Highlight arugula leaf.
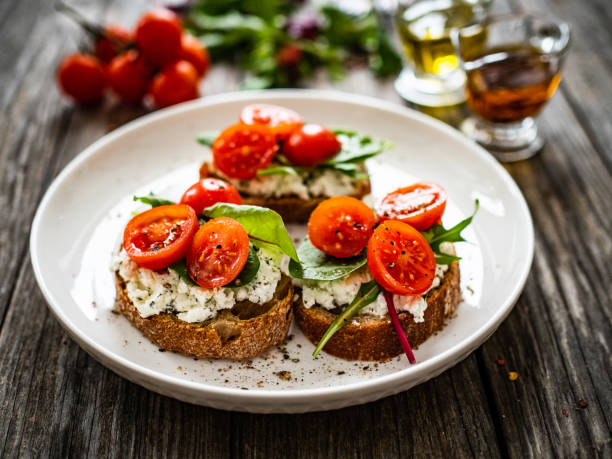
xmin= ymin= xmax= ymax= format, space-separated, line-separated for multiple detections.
xmin=196 ymin=130 xmax=220 ymax=147
xmin=312 ymin=280 xmax=381 ymax=356
xmin=257 ymin=165 xmax=303 ymax=176
xmin=289 ymin=237 xmax=367 ymax=281
xmin=133 ymin=193 xmax=174 ymax=208
xmin=202 ymin=203 xmax=299 ymax=262
xmin=422 ymin=200 xmax=479 ymax=264
xmin=325 ymin=130 xmax=392 ymax=165
xmin=169 ymin=259 xmax=197 ymax=286
xmin=226 ymin=245 xmax=260 ymax=287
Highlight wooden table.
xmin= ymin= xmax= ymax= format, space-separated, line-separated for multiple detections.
xmin=1 ymin=0 xmax=610 ymax=457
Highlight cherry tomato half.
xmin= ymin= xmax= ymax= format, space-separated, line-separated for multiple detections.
xmin=135 ymin=8 xmax=182 ymax=67
xmin=367 ymin=220 xmax=436 ymax=295
xmin=179 ymin=34 xmax=210 ymax=76
xmin=95 ymin=25 xmax=132 ymax=63
xmin=282 ymin=124 xmax=341 ymax=167
xmin=186 ymin=217 xmax=250 ymax=288
xmin=180 ymin=178 xmax=242 ymax=215
xmin=107 ymin=50 xmax=154 ymax=104
xmin=376 ymin=182 xmax=447 ymax=231
xmin=57 ymin=53 xmax=106 ymax=104
xmin=308 ymin=196 xmax=376 ymax=258
xmin=212 ymin=123 xmax=278 ymax=179
xmin=150 ymin=59 xmax=199 ymax=109
xmin=240 ymin=104 xmax=303 ymax=140
xmin=123 ymin=204 xmax=198 ymax=271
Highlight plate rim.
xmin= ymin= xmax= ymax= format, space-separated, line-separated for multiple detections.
xmin=30 ymin=89 xmax=534 ymax=402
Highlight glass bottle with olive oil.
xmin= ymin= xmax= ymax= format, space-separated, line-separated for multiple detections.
xmin=394 ymin=0 xmax=490 ymax=106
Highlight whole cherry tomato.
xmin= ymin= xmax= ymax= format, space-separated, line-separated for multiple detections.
xmin=308 ymin=196 xmax=376 ymax=258
xmin=107 ymin=50 xmax=154 ymax=104
xmin=367 ymin=220 xmax=436 ymax=295
xmin=150 ymin=60 xmax=199 ymax=108
xmin=135 ymin=8 xmax=182 ymax=67
xmin=186 ymin=217 xmax=250 ymax=288
xmin=179 ymin=34 xmax=210 ymax=76
xmin=376 ymin=182 xmax=447 ymax=231
xmin=123 ymin=204 xmax=198 ymax=271
xmin=95 ymin=25 xmax=132 ymax=63
xmin=276 ymin=44 xmax=302 ymax=67
xmin=180 ymin=178 xmax=242 ymax=215
xmin=283 ymin=124 xmax=341 ymax=167
xmin=57 ymin=53 xmax=106 ymax=104
xmin=240 ymin=104 xmax=303 ymax=140
xmin=212 ymin=123 xmax=278 ymax=179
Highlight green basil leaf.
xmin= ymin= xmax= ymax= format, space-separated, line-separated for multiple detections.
xmin=196 ymin=130 xmax=220 ymax=147
xmin=169 ymin=259 xmax=197 ymax=286
xmin=313 ymin=280 xmax=382 ymax=357
xmin=226 ymin=245 xmax=260 ymax=288
xmin=324 ymin=130 xmax=392 ymax=165
xmin=133 ymin=193 xmax=174 ymax=208
xmin=435 ymin=253 xmax=461 ymax=265
xmin=289 ymin=237 xmax=367 ymax=281
xmin=202 ymin=203 xmax=299 ymax=262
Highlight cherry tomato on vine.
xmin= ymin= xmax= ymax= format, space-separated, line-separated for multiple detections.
xmin=150 ymin=60 xmax=199 ymax=108
xmin=186 ymin=217 xmax=250 ymax=288
xmin=283 ymin=124 xmax=341 ymax=167
xmin=367 ymin=220 xmax=436 ymax=295
xmin=95 ymin=25 xmax=132 ymax=63
xmin=57 ymin=53 xmax=106 ymax=104
xmin=212 ymin=123 xmax=278 ymax=179
xmin=376 ymin=182 xmax=447 ymax=230
xmin=135 ymin=8 xmax=182 ymax=67
xmin=107 ymin=50 xmax=154 ymax=104
xmin=180 ymin=178 xmax=242 ymax=215
xmin=179 ymin=34 xmax=210 ymax=76
xmin=308 ymin=196 xmax=376 ymax=258
xmin=240 ymin=104 xmax=303 ymax=140
xmin=123 ymin=204 xmax=198 ymax=271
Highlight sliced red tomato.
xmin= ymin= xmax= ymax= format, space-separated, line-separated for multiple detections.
xmin=186 ymin=217 xmax=250 ymax=288
xmin=180 ymin=178 xmax=242 ymax=215
xmin=308 ymin=196 xmax=376 ymax=258
xmin=212 ymin=123 xmax=278 ymax=179
xmin=282 ymin=124 xmax=341 ymax=167
xmin=367 ymin=220 xmax=436 ymax=295
xmin=239 ymin=104 xmax=303 ymax=140
xmin=123 ymin=204 xmax=198 ymax=270
xmin=376 ymin=182 xmax=447 ymax=231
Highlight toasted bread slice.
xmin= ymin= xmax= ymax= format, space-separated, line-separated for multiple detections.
xmin=115 ymin=273 xmax=294 ymax=360
xmin=294 ymin=261 xmax=461 ymax=361
xmin=200 ymin=161 xmax=371 ymax=223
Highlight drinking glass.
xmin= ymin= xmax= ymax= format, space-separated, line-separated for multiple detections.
xmin=394 ymin=0 xmax=491 ymax=107
xmin=452 ymin=14 xmax=570 ymax=161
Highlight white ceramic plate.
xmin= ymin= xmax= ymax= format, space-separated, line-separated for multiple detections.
xmin=31 ymin=90 xmax=533 ymax=413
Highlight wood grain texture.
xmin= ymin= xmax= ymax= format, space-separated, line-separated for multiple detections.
xmin=0 ymin=0 xmax=610 ymax=457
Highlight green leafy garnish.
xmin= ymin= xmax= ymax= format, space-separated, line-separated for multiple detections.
xmin=257 ymin=166 xmax=304 ymax=176
xmin=421 ymin=200 xmax=479 ymax=264
xmin=312 ymin=280 xmax=382 ymax=357
xmin=226 ymin=245 xmax=260 ymax=288
xmin=202 ymin=203 xmax=299 ymax=262
xmin=169 ymin=259 xmax=197 ymax=286
xmin=133 ymin=193 xmax=175 ymax=208
xmin=196 ymin=130 xmax=220 ymax=147
xmin=325 ymin=130 xmax=392 ymax=165
xmin=289 ymin=237 xmax=367 ymax=281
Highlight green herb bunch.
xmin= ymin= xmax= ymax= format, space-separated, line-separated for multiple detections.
xmin=185 ymin=0 xmax=402 ymax=89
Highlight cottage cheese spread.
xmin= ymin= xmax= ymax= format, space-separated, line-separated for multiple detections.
xmin=210 ymin=164 xmax=364 ymax=200
xmin=113 ymin=248 xmax=281 ymax=323
xmin=295 ymin=242 xmax=454 ymax=323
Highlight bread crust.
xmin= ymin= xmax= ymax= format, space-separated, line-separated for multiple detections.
xmin=200 ymin=161 xmax=371 ymax=223
xmin=294 ymin=261 xmax=461 ymax=361
xmin=115 ymin=273 xmax=294 ymax=360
